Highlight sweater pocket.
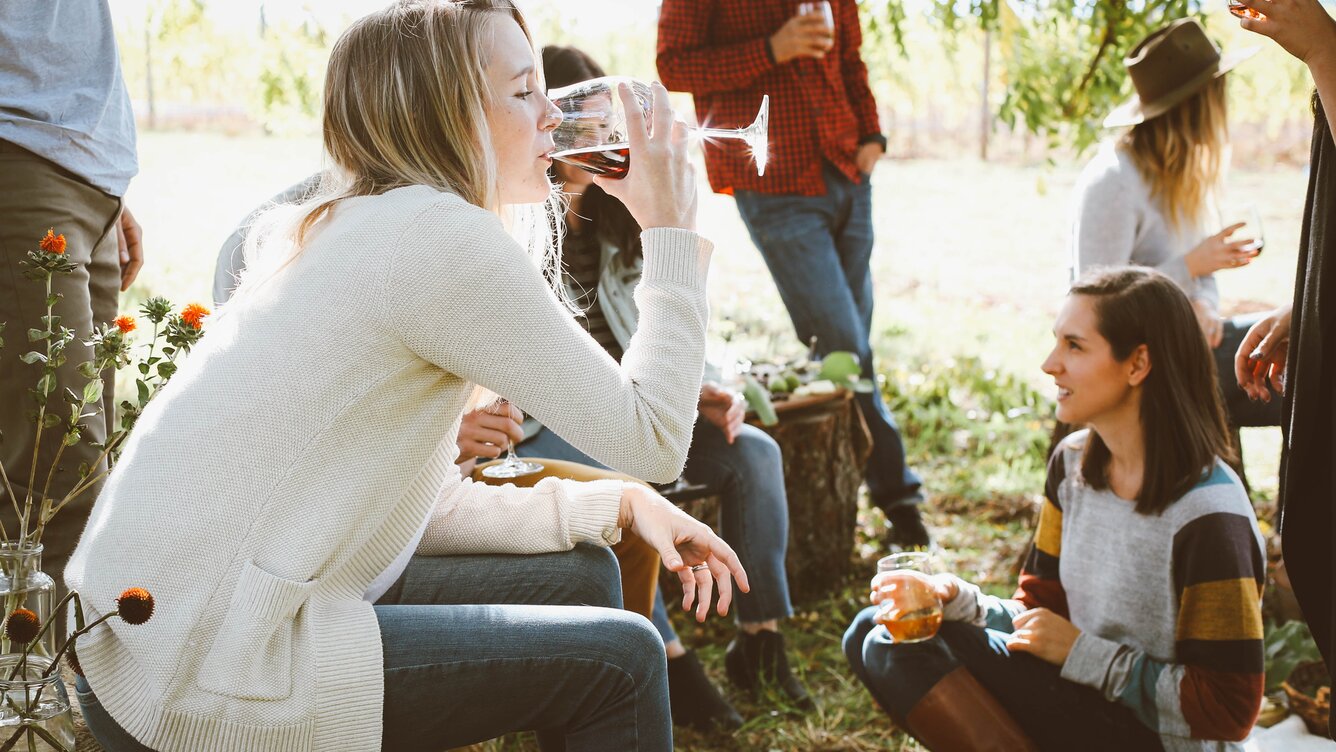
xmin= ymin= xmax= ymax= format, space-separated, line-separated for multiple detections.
xmin=197 ymin=561 xmax=315 ymax=701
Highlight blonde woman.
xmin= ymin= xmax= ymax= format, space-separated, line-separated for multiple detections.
xmin=1071 ymin=18 xmax=1280 ymax=431
xmin=65 ymin=2 xmax=746 ymax=751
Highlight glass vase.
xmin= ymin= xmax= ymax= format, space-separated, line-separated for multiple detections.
xmin=0 ymin=654 xmax=75 ymax=751
xmin=0 ymin=545 xmax=56 ymax=658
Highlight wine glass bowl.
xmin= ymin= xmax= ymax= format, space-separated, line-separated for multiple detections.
xmin=874 ymin=552 xmax=944 ymax=644
xmin=549 ymin=76 xmax=769 ymax=178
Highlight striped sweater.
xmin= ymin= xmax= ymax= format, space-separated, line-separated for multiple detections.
xmin=946 ymin=430 xmax=1265 ymax=750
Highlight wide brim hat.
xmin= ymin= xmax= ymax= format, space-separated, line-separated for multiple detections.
xmin=1103 ymin=17 xmax=1260 ymax=128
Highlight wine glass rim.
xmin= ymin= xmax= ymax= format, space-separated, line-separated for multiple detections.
xmin=877 ymin=551 xmax=933 ymax=570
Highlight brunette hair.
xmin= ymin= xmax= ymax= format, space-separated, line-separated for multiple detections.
xmin=541 ymin=44 xmax=643 ymax=266
xmin=1070 ymin=267 xmax=1234 ymax=514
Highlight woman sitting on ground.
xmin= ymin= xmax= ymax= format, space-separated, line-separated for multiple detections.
xmin=844 ymin=267 xmax=1265 ymax=751
xmin=1071 ymin=18 xmax=1281 ymax=436
xmin=65 ymin=2 xmax=746 ymax=751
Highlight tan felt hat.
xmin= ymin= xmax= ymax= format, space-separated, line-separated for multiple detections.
xmin=1103 ymin=17 xmax=1260 ymax=128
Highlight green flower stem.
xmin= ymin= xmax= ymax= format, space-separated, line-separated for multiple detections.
xmin=20 ymin=274 xmax=57 ymax=545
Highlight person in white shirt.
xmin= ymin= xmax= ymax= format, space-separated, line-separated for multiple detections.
xmin=67 ymin=2 xmax=745 ymax=751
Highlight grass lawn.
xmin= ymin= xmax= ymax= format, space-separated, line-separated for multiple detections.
xmin=120 ymin=131 xmax=1306 ymax=751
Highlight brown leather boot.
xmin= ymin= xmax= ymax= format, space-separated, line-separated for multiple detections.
xmin=904 ymin=666 xmax=1039 ymax=751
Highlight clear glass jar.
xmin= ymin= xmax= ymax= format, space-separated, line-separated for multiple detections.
xmin=0 ymin=544 xmax=56 ymax=658
xmin=0 ymin=654 xmax=75 ymax=751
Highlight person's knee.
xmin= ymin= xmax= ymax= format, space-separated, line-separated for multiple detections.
xmin=598 ymin=609 xmax=667 ymax=687
xmin=843 ymin=606 xmax=879 ymax=672
xmin=566 ymin=543 xmax=623 ymax=609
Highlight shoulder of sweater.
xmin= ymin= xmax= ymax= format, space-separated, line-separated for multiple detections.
xmin=1077 ymin=142 xmax=1144 ymax=196
xmin=1163 ymin=460 xmax=1258 ymax=526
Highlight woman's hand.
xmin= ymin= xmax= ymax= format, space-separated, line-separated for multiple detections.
xmin=1185 ymin=223 xmax=1259 ymax=276
xmin=117 ymin=206 xmax=144 ymax=291
xmin=594 ymin=81 xmax=698 ymax=232
xmin=1193 ymin=299 xmax=1225 ymax=349
xmin=1235 ymin=304 xmax=1292 ymax=402
xmin=697 ymin=383 xmax=745 ymax=444
xmin=1006 ymin=608 xmax=1081 ymax=666
xmin=618 ymin=484 xmax=749 ymax=622
xmin=1234 ymin=0 xmax=1336 ymax=66
xmin=869 ymin=570 xmax=958 ymax=607
xmin=455 ymin=401 xmax=524 ymax=464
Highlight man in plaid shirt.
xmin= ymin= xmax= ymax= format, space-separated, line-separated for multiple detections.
xmin=658 ymin=1 xmax=930 ymax=547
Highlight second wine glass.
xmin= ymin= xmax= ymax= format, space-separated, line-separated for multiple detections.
xmin=549 ymin=76 xmax=768 ymax=179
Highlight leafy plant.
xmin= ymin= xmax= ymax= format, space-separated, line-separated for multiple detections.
xmin=1264 ymin=619 xmax=1323 ymax=692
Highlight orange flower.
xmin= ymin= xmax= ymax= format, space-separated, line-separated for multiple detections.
xmin=114 ymin=315 xmax=137 ymax=334
xmin=39 ymin=228 xmax=66 ymax=255
xmin=116 ymin=587 xmax=155 ymax=625
xmin=4 ymin=609 xmax=40 ymax=645
xmin=179 ymin=303 xmax=210 ymax=330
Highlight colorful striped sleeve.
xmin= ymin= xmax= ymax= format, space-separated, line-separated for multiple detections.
xmin=1012 ymin=447 xmax=1070 ymax=618
xmin=1060 ymin=504 xmax=1264 ymax=743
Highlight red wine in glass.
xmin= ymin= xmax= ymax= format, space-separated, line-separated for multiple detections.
xmin=1228 ymin=1 xmax=1264 ymax=19
xmin=553 ymin=144 xmax=631 ymax=180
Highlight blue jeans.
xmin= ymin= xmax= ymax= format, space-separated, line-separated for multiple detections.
xmin=76 ymin=545 xmax=671 ymax=752
xmin=842 ymin=607 xmax=1163 ymax=751
xmin=734 ymin=164 xmax=923 ymax=512
xmin=519 ymin=420 xmax=794 ymax=643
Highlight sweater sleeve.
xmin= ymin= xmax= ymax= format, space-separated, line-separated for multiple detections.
xmin=382 ymin=198 xmax=711 ymax=483
xmin=1059 ymin=510 xmax=1265 ymax=743
xmin=656 ymin=0 xmax=776 ymax=95
xmin=1072 ymin=161 xmax=1140 ymax=279
xmin=1011 ymin=447 xmax=1070 ymax=617
xmin=417 ymin=467 xmax=624 ymax=555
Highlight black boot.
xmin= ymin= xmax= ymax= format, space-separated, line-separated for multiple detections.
xmin=885 ymin=504 xmax=932 ymax=550
xmin=724 ymin=630 xmax=814 ymax=710
xmin=667 ymin=650 xmax=744 ymax=731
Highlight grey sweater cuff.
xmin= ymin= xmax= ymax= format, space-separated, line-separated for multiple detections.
xmin=564 ymin=479 xmax=625 ymax=547
xmin=1061 ymin=630 xmax=1123 ymax=698
xmin=640 ymin=228 xmax=713 ymax=289
xmin=941 ymin=577 xmax=987 ymax=626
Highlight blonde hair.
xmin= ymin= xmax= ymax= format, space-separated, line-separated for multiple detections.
xmin=236 ymin=0 xmax=565 ymax=302
xmin=1121 ymin=76 xmax=1229 ymax=232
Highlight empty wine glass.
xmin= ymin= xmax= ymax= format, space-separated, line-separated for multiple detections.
xmin=480 ymin=400 xmax=543 ymax=479
xmin=549 ymin=76 xmax=769 ymax=179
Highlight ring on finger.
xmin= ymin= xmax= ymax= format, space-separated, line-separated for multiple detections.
xmin=690 ymin=564 xmax=709 ymax=572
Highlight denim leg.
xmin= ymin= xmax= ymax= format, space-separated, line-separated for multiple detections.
xmin=683 ymin=421 xmax=793 ymax=624
xmin=516 ymin=426 xmax=606 ymax=468
xmin=377 ymin=546 xmax=671 ymax=751
xmin=650 ymin=586 xmax=679 ymax=643
xmin=847 ymin=610 xmax=1163 ymax=752
xmin=1215 ymin=313 xmax=1284 ymax=428
xmin=735 ymin=174 xmax=922 ymax=512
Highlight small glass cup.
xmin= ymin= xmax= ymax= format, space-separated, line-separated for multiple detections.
xmin=874 ymin=552 xmax=944 ymax=644
xmin=797 ymin=1 xmax=835 ymax=30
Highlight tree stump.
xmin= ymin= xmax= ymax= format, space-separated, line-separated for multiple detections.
xmin=670 ymin=391 xmax=872 ymax=606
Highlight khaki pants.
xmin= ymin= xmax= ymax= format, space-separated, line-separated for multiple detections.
xmin=0 ymin=140 xmax=121 ymax=601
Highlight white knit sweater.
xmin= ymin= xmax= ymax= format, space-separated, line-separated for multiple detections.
xmin=64 ymin=185 xmax=713 ymax=752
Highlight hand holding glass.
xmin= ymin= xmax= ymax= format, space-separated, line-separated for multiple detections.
xmin=873 ymin=552 xmax=944 ymax=643
xmin=479 ymin=400 xmax=543 ymax=479
xmin=797 ymin=1 xmax=835 ymax=30
xmin=550 ymin=77 xmax=768 ymax=179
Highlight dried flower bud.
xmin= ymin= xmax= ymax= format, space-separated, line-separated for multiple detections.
xmin=4 ymin=609 xmax=40 ymax=645
xmin=179 ymin=303 xmax=210 ymax=330
xmin=116 ymin=588 xmax=154 ymax=625
xmin=113 ymin=315 xmax=136 ymax=334
xmin=67 ymin=642 xmax=83 ymax=677
xmin=39 ymin=229 xmax=66 ymax=255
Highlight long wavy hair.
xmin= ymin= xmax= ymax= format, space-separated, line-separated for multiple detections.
xmin=236 ymin=0 xmax=562 ymax=299
xmin=1120 ymin=75 xmax=1229 ymax=233
xmin=1070 ymin=267 xmax=1235 ymax=515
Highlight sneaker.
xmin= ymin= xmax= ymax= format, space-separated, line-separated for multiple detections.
xmin=723 ymin=630 xmax=814 ymax=710
xmin=885 ymin=504 xmax=932 ymax=550
xmin=667 ymin=650 xmax=744 ymax=731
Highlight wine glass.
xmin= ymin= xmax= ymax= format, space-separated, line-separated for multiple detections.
xmin=549 ymin=76 xmax=769 ymax=179
xmin=479 ymin=400 xmax=543 ymax=479
xmin=1221 ymin=202 xmax=1265 ymax=255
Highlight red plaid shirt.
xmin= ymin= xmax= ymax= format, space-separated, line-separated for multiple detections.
xmin=657 ymin=0 xmax=883 ymax=196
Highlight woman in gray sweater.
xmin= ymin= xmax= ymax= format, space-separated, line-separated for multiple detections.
xmin=1071 ymin=18 xmax=1280 ymax=432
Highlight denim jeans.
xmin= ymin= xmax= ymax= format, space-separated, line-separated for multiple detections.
xmin=842 ymin=607 xmax=1164 ymax=751
xmin=734 ymin=164 xmax=923 ymax=512
xmin=519 ymin=420 xmax=794 ymax=643
xmin=1216 ymin=313 xmax=1283 ymax=428
xmin=76 ymin=544 xmax=671 ymax=752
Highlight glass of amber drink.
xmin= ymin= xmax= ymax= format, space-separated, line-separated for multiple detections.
xmin=874 ymin=552 xmax=944 ymax=643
